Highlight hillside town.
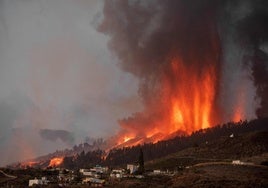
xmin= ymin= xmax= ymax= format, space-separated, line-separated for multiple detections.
xmin=26 ymin=164 xmax=177 ymax=187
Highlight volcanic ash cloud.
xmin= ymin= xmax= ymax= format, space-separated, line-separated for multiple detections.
xmin=98 ymin=0 xmax=268 ymax=145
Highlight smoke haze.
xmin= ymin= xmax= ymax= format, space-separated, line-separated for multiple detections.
xmin=99 ymin=0 xmax=267 ymax=144
xmin=0 ymin=0 xmax=267 ymax=166
xmin=0 ymin=0 xmax=141 ymax=166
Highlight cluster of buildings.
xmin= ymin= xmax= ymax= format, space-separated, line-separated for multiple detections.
xmin=28 ymin=164 xmax=143 ymax=187
xmin=79 ymin=166 xmax=108 ymax=186
xmin=28 ymin=177 xmax=49 ymax=187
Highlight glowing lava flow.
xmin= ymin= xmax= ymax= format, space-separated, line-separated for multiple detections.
xmin=115 ymin=56 xmax=220 ymax=147
xmin=48 ymin=157 xmax=63 ymax=167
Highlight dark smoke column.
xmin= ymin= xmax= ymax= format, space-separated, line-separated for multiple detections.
xmin=98 ymin=0 xmax=223 ymax=142
xmin=98 ymin=0 xmax=268 ymax=145
xmin=234 ymin=0 xmax=268 ymax=118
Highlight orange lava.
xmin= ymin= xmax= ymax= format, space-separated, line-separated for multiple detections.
xmin=233 ymin=92 xmax=245 ymax=122
xmin=115 ymin=55 xmax=221 ymax=147
xmin=167 ymin=57 xmax=217 ymax=133
xmin=48 ymin=157 xmax=63 ymax=167
xmin=20 ymin=161 xmax=38 ymax=168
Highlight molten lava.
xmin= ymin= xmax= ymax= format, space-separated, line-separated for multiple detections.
xmin=115 ymin=56 xmax=220 ymax=147
xmin=99 ymin=0 xmax=257 ymax=149
xmin=48 ymin=157 xmax=63 ymax=167
xmin=166 ymin=57 xmax=217 ymax=133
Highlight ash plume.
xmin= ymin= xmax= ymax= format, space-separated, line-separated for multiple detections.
xmin=99 ymin=0 xmax=268 ymax=143
xmin=234 ymin=0 xmax=268 ymax=117
xmin=0 ymin=0 xmax=140 ymax=166
xmin=39 ymin=129 xmax=74 ymax=144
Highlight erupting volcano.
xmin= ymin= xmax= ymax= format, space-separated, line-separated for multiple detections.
xmin=99 ymin=0 xmax=268 ymax=147
xmin=165 ymin=57 xmax=218 ymax=133
xmin=1 ymin=0 xmax=268 ymax=169
xmin=115 ymin=54 xmax=222 ymax=146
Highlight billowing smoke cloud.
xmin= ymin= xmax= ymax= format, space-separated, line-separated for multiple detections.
xmin=0 ymin=0 xmax=141 ymax=166
xmin=233 ymin=0 xmax=268 ymax=117
xmin=1 ymin=0 xmax=267 ymax=166
xmin=39 ymin=129 xmax=74 ymax=144
xmin=99 ymin=0 xmax=267 ymax=144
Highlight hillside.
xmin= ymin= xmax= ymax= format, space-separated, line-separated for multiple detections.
xmin=0 ymin=170 xmax=16 ymax=185
xmin=145 ymin=131 xmax=268 ymax=170
xmin=110 ymin=130 xmax=268 ymax=188
xmin=110 ymin=163 xmax=268 ymax=188
xmin=61 ymin=118 xmax=268 ymax=169
xmin=3 ymin=119 xmax=268 ymax=187
xmin=170 ymin=163 xmax=268 ymax=188
xmin=102 ymin=118 xmax=268 ymax=168
xmin=8 ymin=118 xmax=268 ymax=169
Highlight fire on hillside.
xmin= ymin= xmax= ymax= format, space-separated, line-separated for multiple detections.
xmin=98 ymin=0 xmax=266 ymax=148
xmin=48 ymin=157 xmax=64 ymax=167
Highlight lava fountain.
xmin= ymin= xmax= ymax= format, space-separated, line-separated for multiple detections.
xmin=115 ymin=54 xmax=221 ymax=147
xmin=99 ymin=0 xmax=261 ymax=147
xmin=165 ymin=57 xmax=218 ymax=134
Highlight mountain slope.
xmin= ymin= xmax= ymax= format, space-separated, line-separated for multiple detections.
xmin=145 ymin=131 xmax=268 ymax=170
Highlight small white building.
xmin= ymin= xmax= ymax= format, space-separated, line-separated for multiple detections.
xmin=127 ymin=164 xmax=138 ymax=174
xmin=232 ymin=160 xmax=245 ymax=165
xmin=29 ymin=177 xmax=48 ymax=187
xmin=232 ymin=160 xmax=253 ymax=166
xmin=79 ymin=169 xmax=93 ymax=176
xmin=153 ymin=169 xmax=161 ymax=174
xmin=110 ymin=169 xmax=125 ymax=178
xmin=92 ymin=165 xmax=108 ymax=173
xmin=82 ymin=177 xmax=105 ymax=184
xmin=80 ymin=166 xmax=108 ymax=177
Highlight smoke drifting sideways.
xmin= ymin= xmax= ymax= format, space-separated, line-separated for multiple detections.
xmin=0 ymin=0 xmax=142 ymax=166
xmin=98 ymin=0 xmax=268 ymax=144
xmin=39 ymin=129 xmax=74 ymax=144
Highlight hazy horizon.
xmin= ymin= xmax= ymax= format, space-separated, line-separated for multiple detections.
xmin=1 ymin=0 xmax=267 ymax=166
xmin=0 ymin=0 xmax=142 ymax=166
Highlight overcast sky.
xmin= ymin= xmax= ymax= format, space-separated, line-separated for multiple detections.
xmin=0 ymin=0 xmax=266 ymax=167
xmin=0 ymin=0 xmax=142 ymax=166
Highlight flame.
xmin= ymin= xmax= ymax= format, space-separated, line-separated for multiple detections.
xmin=115 ymin=56 xmax=220 ymax=147
xmin=167 ymin=58 xmax=217 ymax=134
xmin=233 ymin=89 xmax=246 ymax=122
xmin=123 ymin=136 xmax=132 ymax=143
xmin=20 ymin=161 xmax=38 ymax=168
xmin=48 ymin=157 xmax=63 ymax=167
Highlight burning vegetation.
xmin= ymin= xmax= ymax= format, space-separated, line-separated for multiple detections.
xmin=48 ymin=157 xmax=64 ymax=167
xmin=99 ymin=0 xmax=268 ymax=147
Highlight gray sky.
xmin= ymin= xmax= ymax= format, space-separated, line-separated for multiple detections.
xmin=0 ymin=0 xmax=266 ymax=167
xmin=0 ymin=0 xmax=141 ymax=166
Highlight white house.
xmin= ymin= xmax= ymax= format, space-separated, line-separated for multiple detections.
xmin=127 ymin=164 xmax=138 ymax=174
xmin=232 ymin=160 xmax=245 ymax=165
xmin=79 ymin=169 xmax=93 ymax=176
xmin=29 ymin=177 xmax=48 ymax=187
xmin=82 ymin=177 xmax=105 ymax=183
xmin=153 ymin=169 xmax=161 ymax=174
xmin=232 ymin=160 xmax=253 ymax=166
xmin=80 ymin=166 xmax=108 ymax=177
xmin=110 ymin=169 xmax=125 ymax=178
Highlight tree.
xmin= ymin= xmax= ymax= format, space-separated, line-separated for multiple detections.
xmin=138 ymin=148 xmax=144 ymax=174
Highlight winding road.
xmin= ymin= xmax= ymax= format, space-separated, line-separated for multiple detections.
xmin=0 ymin=170 xmax=17 ymax=179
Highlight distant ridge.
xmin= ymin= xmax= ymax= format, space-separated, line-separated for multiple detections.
xmin=8 ymin=118 xmax=268 ymax=169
